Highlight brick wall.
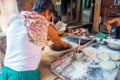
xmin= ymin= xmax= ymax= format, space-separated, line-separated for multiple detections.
xmin=17 ymin=0 xmax=37 ymax=11
xmin=17 ymin=0 xmax=57 ymax=11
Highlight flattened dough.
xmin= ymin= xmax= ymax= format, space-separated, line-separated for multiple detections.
xmin=83 ymin=50 xmax=96 ymax=56
xmin=97 ymin=53 xmax=109 ymax=61
xmin=99 ymin=61 xmax=116 ymax=70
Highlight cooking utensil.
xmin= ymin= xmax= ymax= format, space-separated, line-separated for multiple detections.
xmin=107 ymin=30 xmax=112 ymax=39
xmin=96 ymin=38 xmax=106 ymax=45
xmin=76 ymin=38 xmax=81 ymax=54
xmin=106 ymin=39 xmax=120 ymax=50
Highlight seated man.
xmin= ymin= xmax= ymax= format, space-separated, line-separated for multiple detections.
xmin=104 ymin=17 xmax=120 ymax=39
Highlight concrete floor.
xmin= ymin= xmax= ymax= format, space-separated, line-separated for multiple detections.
xmin=39 ymin=62 xmax=57 ymax=80
xmin=38 ymin=51 xmax=60 ymax=80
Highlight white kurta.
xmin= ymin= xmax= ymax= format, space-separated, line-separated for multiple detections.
xmin=4 ymin=14 xmax=42 ymax=71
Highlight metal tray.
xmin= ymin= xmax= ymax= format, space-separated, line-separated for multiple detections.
xmin=50 ymin=40 xmax=120 ymax=80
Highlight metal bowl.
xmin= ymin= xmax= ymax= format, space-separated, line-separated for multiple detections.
xmin=95 ymin=38 xmax=106 ymax=45
xmin=106 ymin=39 xmax=120 ymax=50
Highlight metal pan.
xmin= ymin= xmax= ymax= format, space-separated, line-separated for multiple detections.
xmin=106 ymin=39 xmax=120 ymax=50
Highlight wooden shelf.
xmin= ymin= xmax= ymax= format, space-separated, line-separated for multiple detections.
xmin=101 ymin=0 xmax=120 ymax=22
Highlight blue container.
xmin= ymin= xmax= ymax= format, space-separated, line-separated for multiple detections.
xmin=65 ymin=36 xmax=91 ymax=45
xmin=65 ymin=36 xmax=79 ymax=43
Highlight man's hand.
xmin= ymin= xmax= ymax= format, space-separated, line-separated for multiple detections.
xmin=104 ymin=17 xmax=120 ymax=31
xmin=104 ymin=21 xmax=112 ymax=31
xmin=106 ymin=24 xmax=112 ymax=31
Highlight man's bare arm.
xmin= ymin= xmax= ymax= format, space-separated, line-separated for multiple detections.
xmin=104 ymin=17 xmax=120 ymax=30
xmin=104 ymin=17 xmax=120 ymax=25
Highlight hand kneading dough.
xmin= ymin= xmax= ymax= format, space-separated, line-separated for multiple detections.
xmin=97 ymin=54 xmax=109 ymax=61
xmin=99 ymin=61 xmax=116 ymax=70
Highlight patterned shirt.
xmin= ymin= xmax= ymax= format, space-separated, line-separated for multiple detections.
xmin=21 ymin=11 xmax=49 ymax=47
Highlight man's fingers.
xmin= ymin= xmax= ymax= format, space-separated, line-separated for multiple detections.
xmin=107 ymin=25 xmax=112 ymax=31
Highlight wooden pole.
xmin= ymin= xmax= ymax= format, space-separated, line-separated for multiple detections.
xmin=92 ymin=0 xmax=101 ymax=32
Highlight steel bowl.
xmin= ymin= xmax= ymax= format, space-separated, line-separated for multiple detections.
xmin=106 ymin=39 xmax=120 ymax=50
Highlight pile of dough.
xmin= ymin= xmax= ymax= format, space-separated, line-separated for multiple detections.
xmin=97 ymin=53 xmax=109 ymax=61
xmin=99 ymin=61 xmax=117 ymax=70
xmin=110 ymin=54 xmax=120 ymax=61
